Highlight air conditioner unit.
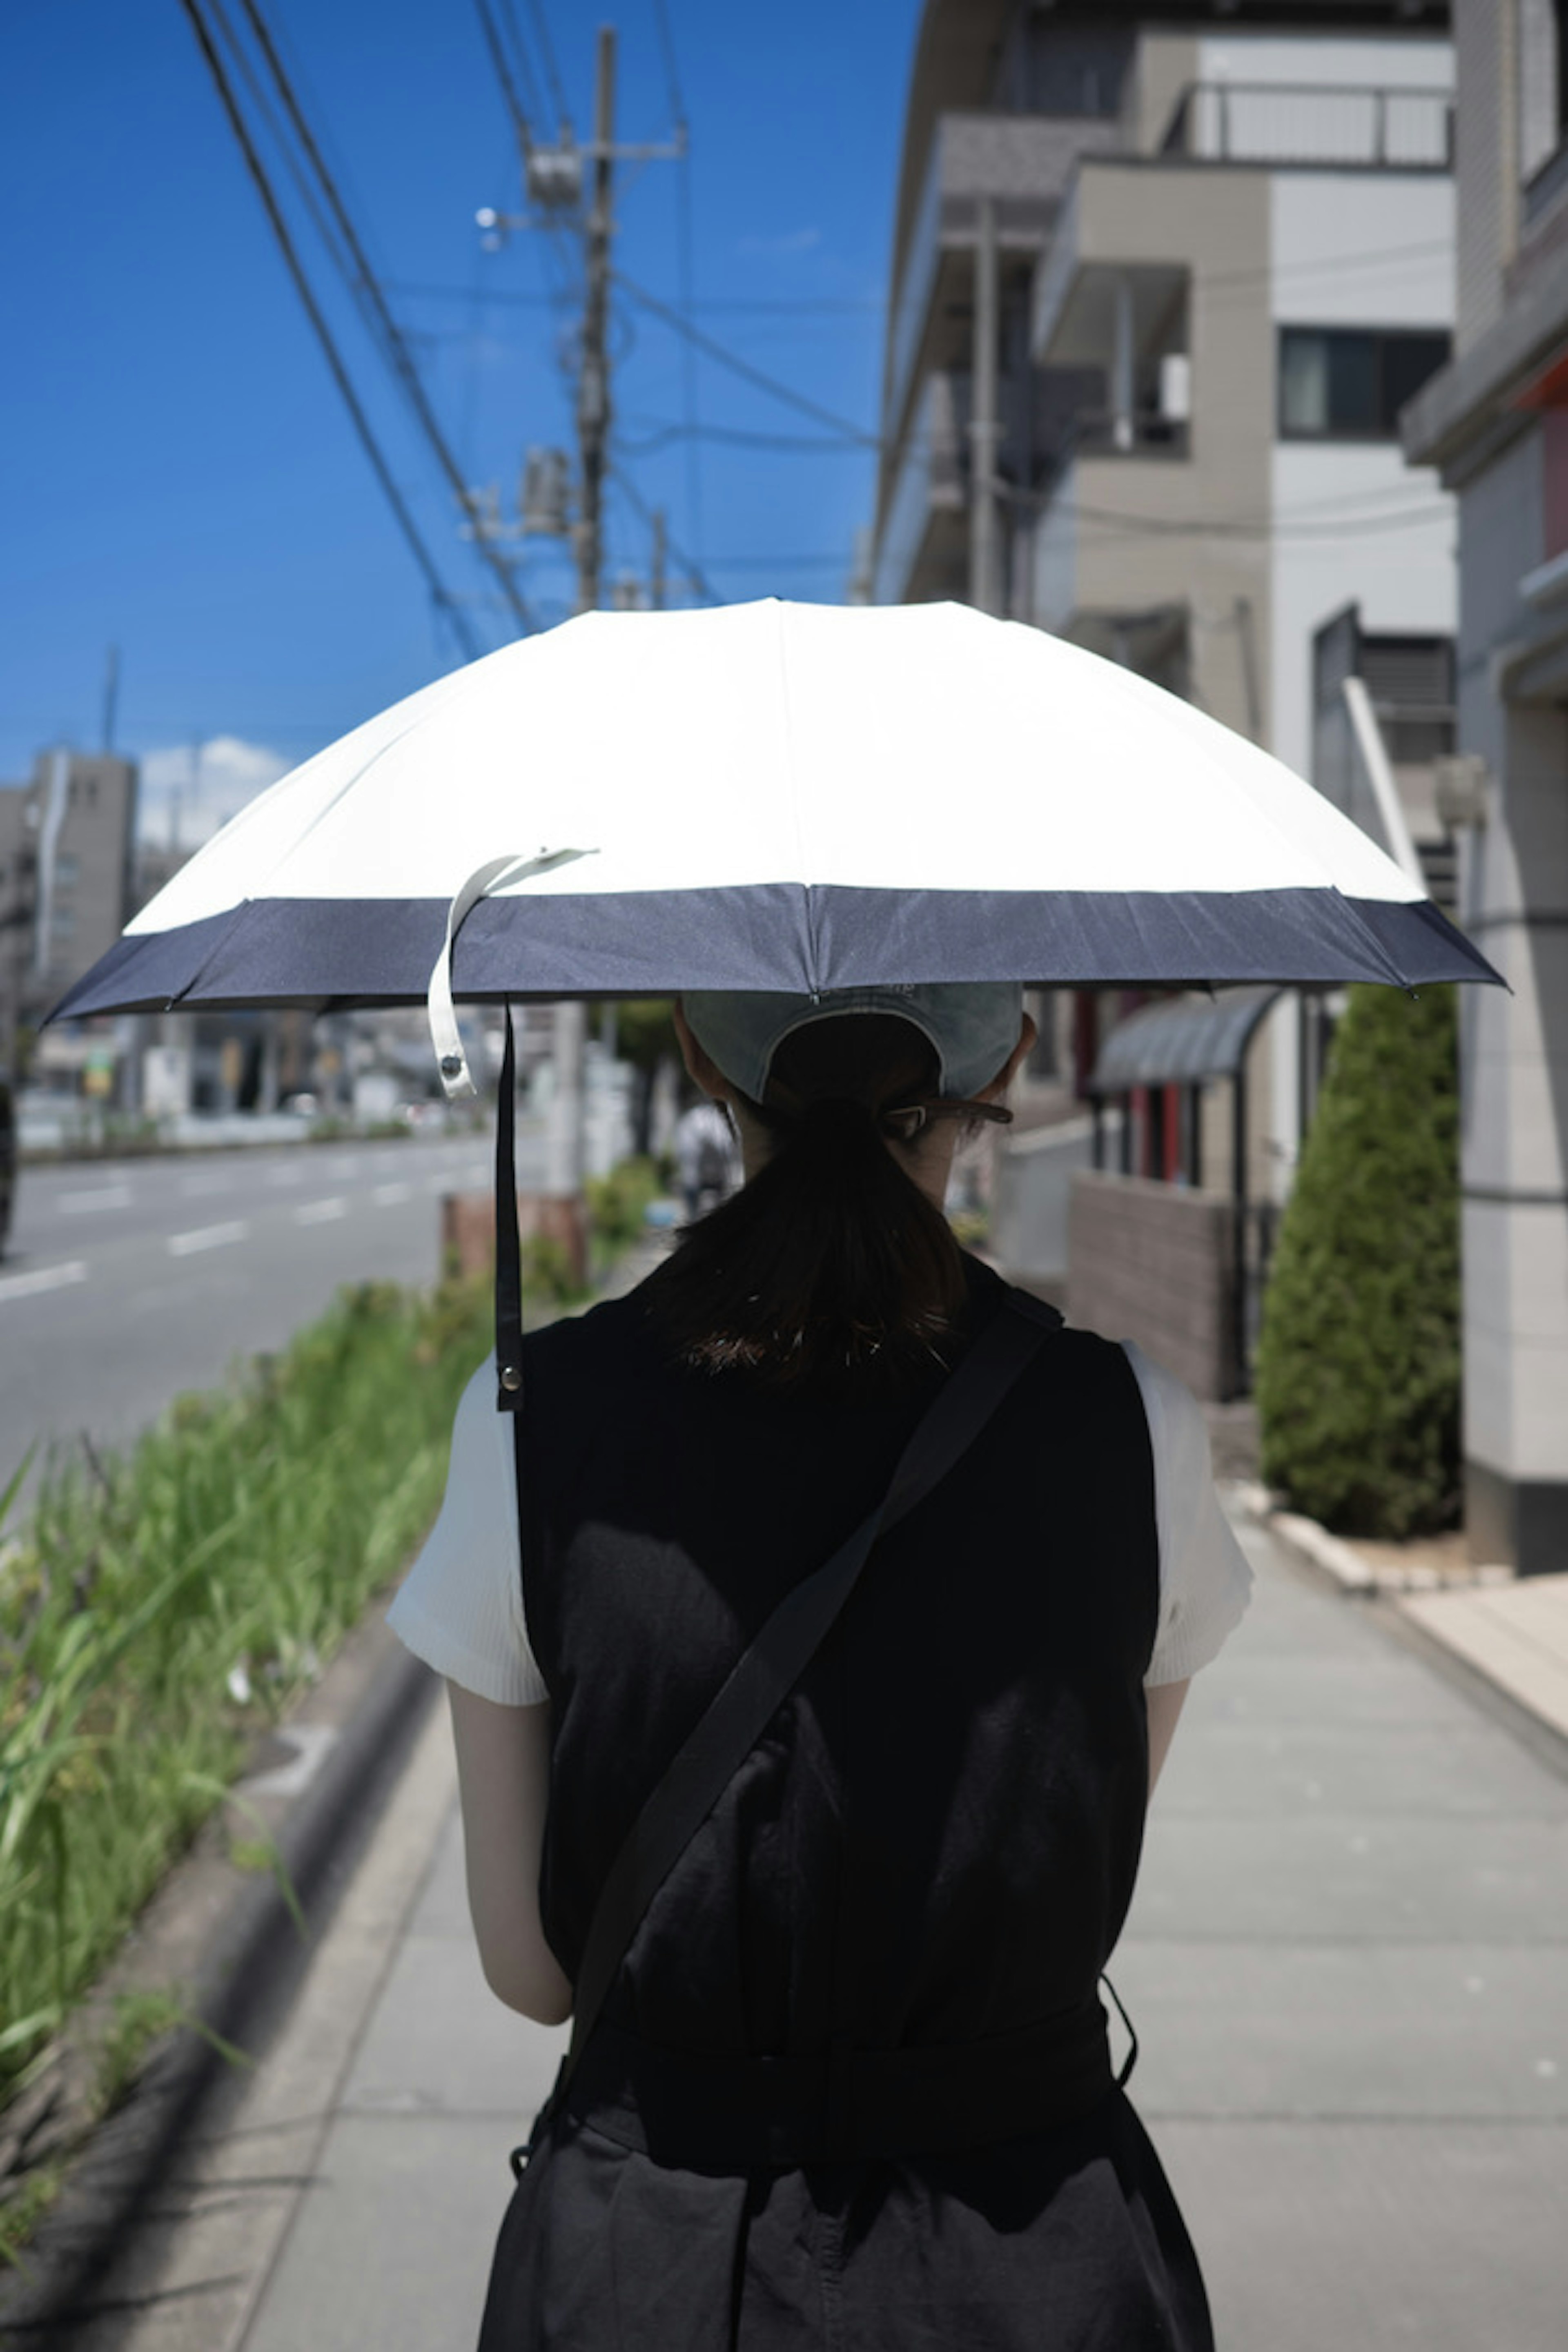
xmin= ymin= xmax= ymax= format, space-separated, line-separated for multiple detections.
xmin=1158 ymin=353 xmax=1192 ymax=423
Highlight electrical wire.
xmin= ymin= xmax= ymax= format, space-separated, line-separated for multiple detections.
xmin=474 ymin=0 xmax=536 ymax=151
xmin=382 ymin=279 xmax=881 ymax=315
xmin=615 ymin=270 xmax=879 ymax=445
xmin=177 ymin=0 xmax=484 ymax=662
xmin=620 ymin=421 xmax=875 ymax=455
xmin=520 ymin=0 xmax=570 ymax=129
xmin=236 ymin=0 xmax=535 ymax=636
xmin=650 ymin=0 xmax=686 ymax=126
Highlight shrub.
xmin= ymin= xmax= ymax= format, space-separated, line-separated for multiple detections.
xmin=1256 ymin=984 xmax=1460 ymax=1538
xmin=584 ymin=1154 xmax=664 ymax=1258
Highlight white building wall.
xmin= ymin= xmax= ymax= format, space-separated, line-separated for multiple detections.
xmin=1263 ymin=162 xmax=1456 ymax=1197
xmin=1267 ymin=173 xmax=1457 ymax=785
xmin=1196 ymin=33 xmax=1453 ymax=93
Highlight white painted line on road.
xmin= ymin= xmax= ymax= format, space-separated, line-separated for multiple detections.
xmin=167 ymin=1220 xmax=250 ymax=1257
xmin=294 ymin=1196 xmax=347 ymax=1225
xmin=372 ymin=1182 xmax=412 ymax=1206
xmin=58 ymin=1185 xmax=133 ymax=1214
xmin=0 ymin=1260 xmax=88 ymax=1302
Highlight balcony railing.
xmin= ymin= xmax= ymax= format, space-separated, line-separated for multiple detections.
xmin=1159 ymin=82 xmax=1453 ymax=172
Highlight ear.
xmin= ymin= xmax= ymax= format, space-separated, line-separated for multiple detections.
xmin=977 ymin=1013 xmax=1036 ymax=1102
xmin=672 ymin=1000 xmax=731 ymax=1102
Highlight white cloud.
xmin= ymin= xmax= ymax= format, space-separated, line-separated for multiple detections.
xmin=136 ymin=735 xmax=293 ymax=849
xmin=736 ymin=226 xmax=822 ymax=257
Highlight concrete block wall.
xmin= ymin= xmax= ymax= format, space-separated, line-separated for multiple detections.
xmin=1067 ymin=1170 xmax=1239 ymax=1400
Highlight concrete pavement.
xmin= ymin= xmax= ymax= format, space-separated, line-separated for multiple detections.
xmin=34 ymin=1508 xmax=1568 ymax=2352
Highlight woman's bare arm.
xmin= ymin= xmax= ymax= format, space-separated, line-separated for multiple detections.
xmin=1146 ymin=1679 xmax=1190 ymax=1795
xmin=446 ymin=1683 xmax=573 ymax=2024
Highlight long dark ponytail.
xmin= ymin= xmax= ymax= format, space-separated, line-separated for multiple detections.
xmin=644 ymin=1014 xmax=1009 ymax=1393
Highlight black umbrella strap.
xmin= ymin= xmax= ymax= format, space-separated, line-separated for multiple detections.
xmin=494 ymin=1006 xmax=524 ymax=1413
xmin=514 ymin=1285 xmax=1065 ymax=2167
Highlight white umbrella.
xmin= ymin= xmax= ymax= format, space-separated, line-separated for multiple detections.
xmin=58 ymin=599 xmax=1498 ymax=1082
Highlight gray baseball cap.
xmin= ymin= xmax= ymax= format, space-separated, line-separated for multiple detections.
xmin=681 ymin=983 xmax=1025 ymax=1105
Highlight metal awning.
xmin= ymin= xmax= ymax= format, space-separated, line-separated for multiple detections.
xmin=1088 ymin=987 xmax=1281 ymax=1094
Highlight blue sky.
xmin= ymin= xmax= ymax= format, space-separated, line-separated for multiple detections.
xmin=1 ymin=0 xmax=918 ymax=834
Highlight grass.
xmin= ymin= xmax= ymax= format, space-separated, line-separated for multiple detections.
xmin=0 ymin=1272 xmax=492 ymax=2140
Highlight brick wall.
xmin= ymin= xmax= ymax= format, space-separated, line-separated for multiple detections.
xmin=1067 ymin=1170 xmax=1239 ymax=1400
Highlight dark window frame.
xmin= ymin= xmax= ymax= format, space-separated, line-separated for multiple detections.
xmin=1277 ymin=324 xmax=1452 ymax=443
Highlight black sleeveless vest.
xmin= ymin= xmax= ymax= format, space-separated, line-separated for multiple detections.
xmin=481 ymin=1258 xmax=1214 ymax=2351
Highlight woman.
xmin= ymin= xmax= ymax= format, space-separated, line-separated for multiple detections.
xmin=388 ymin=981 xmax=1251 ymax=2350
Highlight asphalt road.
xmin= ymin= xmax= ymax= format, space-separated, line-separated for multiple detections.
xmin=0 ymin=1129 xmax=546 ymax=1509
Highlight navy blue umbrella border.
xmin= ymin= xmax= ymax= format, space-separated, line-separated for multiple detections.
xmin=49 ymin=884 xmax=1501 ymax=1023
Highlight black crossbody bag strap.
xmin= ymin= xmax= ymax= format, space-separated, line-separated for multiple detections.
xmin=515 ymin=1287 xmax=1062 ymax=2170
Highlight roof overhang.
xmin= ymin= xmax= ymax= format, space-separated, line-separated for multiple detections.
xmin=1089 ymin=985 xmax=1281 ymax=1092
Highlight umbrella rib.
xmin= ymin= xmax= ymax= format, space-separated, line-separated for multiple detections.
xmin=773 ymin=604 xmax=819 ymax=994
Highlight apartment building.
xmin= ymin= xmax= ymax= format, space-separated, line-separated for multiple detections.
xmin=1401 ymin=0 xmax=1568 ymax=1574
xmin=869 ymin=0 xmax=1459 ymax=1382
xmin=0 ymin=749 xmax=138 ymax=1074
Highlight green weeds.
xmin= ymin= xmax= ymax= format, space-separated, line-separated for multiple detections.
xmin=0 ymin=1275 xmax=491 ymax=2128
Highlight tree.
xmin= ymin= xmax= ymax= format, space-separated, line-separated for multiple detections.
xmin=608 ymin=998 xmax=677 ymax=1157
xmin=1256 ymin=984 xmax=1460 ymax=1538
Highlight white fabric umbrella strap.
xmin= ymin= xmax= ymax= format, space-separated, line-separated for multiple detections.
xmin=428 ymin=848 xmax=595 ymax=1098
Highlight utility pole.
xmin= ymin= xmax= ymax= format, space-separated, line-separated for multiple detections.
xmin=969 ymin=196 xmax=1002 ymax=617
xmin=474 ymin=23 xmax=682 ymax=1217
xmin=575 ymin=26 xmax=615 ymax=616
xmin=651 ymin=508 xmax=667 ymax=610
xmin=546 ymin=28 xmax=616 ymax=1207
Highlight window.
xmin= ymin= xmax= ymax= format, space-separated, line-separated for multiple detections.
xmin=1278 ymin=328 xmax=1451 ymax=440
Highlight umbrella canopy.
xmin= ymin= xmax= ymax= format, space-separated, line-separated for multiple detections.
xmin=55 ymin=599 xmax=1498 ymax=1030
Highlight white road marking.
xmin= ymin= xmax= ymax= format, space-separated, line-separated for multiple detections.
xmin=294 ymin=1196 xmax=347 ymax=1225
xmin=167 ymin=1220 xmax=250 ymax=1257
xmin=372 ymin=1182 xmax=411 ymax=1206
xmin=0 ymin=1260 xmax=88 ymax=1302
xmin=58 ymin=1186 xmax=133 ymax=1214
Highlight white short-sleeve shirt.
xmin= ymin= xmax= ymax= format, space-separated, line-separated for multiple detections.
xmin=387 ymin=1342 xmax=1252 ymax=1706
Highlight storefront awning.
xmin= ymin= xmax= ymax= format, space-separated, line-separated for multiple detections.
xmin=1088 ymin=986 xmax=1281 ymax=1094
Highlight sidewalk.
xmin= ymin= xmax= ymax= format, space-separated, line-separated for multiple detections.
xmin=32 ymin=1509 xmax=1568 ymax=2352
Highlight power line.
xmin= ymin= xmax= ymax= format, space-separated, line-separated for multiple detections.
xmin=519 ymin=0 xmax=570 ymax=128
xmin=620 ymin=420 xmax=873 ymax=455
xmin=650 ymin=0 xmax=686 ymax=126
xmin=383 ymin=278 xmax=881 ymax=315
xmin=473 ymin=0 xmax=536 ymax=149
xmin=236 ymin=0 xmax=536 ymax=635
xmin=177 ymin=0 xmax=484 ymax=661
xmin=615 ymin=270 xmax=879 ymax=445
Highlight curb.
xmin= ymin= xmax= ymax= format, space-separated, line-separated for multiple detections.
xmin=1231 ymin=1481 xmax=1514 ymax=1597
xmin=1232 ymin=1485 xmax=1378 ymax=1594
xmin=0 ymin=1618 xmax=440 ymax=2341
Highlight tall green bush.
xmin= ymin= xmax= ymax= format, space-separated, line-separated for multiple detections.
xmin=1256 ymin=984 xmax=1460 ymax=1538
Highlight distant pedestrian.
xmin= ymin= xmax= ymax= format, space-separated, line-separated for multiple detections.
xmin=389 ymin=982 xmax=1250 ymax=2350
xmin=673 ymin=1093 xmax=735 ymax=1221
